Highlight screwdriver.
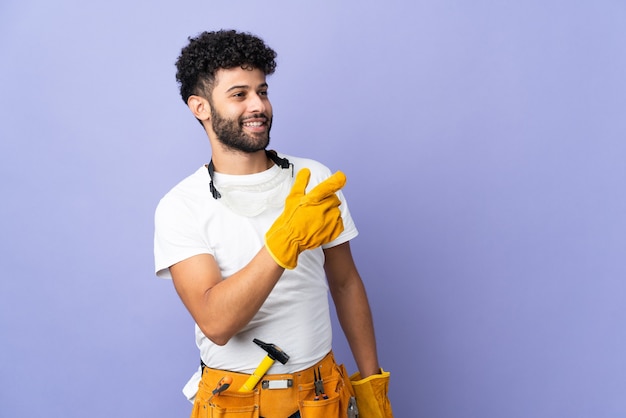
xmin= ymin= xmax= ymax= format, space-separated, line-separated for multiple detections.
xmin=209 ymin=376 xmax=233 ymax=402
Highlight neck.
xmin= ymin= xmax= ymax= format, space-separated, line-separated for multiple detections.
xmin=209 ymin=147 xmax=272 ymax=175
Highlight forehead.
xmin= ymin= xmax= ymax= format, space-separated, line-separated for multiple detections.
xmin=213 ymin=67 xmax=268 ymax=91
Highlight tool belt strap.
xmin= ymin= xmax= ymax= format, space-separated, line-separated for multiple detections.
xmin=200 ymin=350 xmax=337 ymax=392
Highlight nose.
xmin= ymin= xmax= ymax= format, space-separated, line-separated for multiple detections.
xmin=247 ymin=92 xmax=268 ymax=114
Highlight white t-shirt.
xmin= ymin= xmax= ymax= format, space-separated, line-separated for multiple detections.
xmin=154 ymin=153 xmax=358 ymax=399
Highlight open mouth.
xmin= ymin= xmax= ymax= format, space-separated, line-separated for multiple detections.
xmin=242 ymin=121 xmax=265 ymax=128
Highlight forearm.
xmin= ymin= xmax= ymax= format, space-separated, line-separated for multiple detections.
xmin=209 ymin=249 xmax=285 ymax=339
xmin=332 ymin=277 xmax=381 ymax=377
xmin=171 ymin=247 xmax=284 ymax=346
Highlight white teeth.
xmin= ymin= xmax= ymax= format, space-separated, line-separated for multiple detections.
xmin=243 ymin=121 xmax=263 ymax=127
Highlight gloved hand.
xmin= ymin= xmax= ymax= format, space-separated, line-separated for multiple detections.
xmin=265 ymin=168 xmax=346 ymax=269
xmin=350 ymin=370 xmax=394 ymax=418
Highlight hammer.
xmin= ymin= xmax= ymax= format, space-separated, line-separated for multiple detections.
xmin=238 ymin=338 xmax=290 ymax=392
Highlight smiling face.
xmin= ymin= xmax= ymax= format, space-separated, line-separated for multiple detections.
xmin=207 ymin=66 xmax=273 ymax=153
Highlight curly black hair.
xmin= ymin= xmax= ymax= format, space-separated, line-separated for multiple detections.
xmin=175 ymin=30 xmax=277 ymax=103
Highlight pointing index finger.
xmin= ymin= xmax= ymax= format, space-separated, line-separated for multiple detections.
xmin=306 ymin=171 xmax=347 ymax=202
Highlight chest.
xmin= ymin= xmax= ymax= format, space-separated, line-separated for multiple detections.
xmin=201 ymin=204 xmax=281 ymax=277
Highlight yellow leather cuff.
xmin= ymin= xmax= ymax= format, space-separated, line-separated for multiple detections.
xmin=350 ymin=369 xmax=394 ymax=418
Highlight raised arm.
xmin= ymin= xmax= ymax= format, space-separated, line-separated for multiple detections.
xmin=170 ymin=248 xmax=284 ymax=346
xmin=170 ymin=168 xmax=347 ymax=346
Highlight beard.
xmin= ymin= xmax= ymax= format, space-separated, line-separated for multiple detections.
xmin=211 ymin=108 xmax=272 ymax=153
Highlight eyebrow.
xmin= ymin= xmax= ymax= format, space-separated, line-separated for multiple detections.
xmin=225 ymin=82 xmax=269 ymax=93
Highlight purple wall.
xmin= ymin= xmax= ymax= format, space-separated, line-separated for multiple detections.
xmin=1 ymin=1 xmax=625 ymax=417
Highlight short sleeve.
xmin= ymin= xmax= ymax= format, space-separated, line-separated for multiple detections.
xmin=154 ymin=195 xmax=212 ymax=279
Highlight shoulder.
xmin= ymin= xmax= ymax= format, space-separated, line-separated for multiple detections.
xmin=275 ymin=153 xmax=333 ymax=184
xmin=279 ymin=154 xmax=329 ymax=171
xmin=155 ymin=166 xmax=213 ymax=217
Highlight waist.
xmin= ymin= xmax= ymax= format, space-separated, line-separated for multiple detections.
xmin=196 ymin=322 xmax=333 ymax=374
xmin=200 ymin=350 xmax=336 ymax=391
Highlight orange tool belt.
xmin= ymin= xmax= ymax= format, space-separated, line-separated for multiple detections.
xmin=191 ymin=351 xmax=355 ymax=418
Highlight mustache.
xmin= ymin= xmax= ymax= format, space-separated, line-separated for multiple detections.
xmin=241 ymin=113 xmax=270 ymax=122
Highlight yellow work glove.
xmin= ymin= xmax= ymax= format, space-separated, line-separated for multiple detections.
xmin=350 ymin=370 xmax=394 ymax=418
xmin=265 ymin=168 xmax=346 ymax=269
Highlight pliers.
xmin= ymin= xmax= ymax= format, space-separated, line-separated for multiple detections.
xmin=313 ymin=367 xmax=329 ymax=400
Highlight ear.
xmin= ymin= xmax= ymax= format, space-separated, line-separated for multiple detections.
xmin=187 ymin=95 xmax=211 ymax=121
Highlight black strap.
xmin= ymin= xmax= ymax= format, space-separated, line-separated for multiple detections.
xmin=207 ymin=150 xmax=292 ymax=200
xmin=207 ymin=159 xmax=221 ymax=199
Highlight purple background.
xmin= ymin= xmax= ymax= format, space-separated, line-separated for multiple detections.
xmin=2 ymin=1 xmax=625 ymax=417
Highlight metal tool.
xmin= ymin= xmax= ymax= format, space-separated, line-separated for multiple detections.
xmin=347 ymin=396 xmax=359 ymax=417
xmin=238 ymin=338 xmax=290 ymax=392
xmin=313 ymin=367 xmax=328 ymax=400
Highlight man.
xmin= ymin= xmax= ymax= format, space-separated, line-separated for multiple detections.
xmin=154 ymin=29 xmax=393 ymax=418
